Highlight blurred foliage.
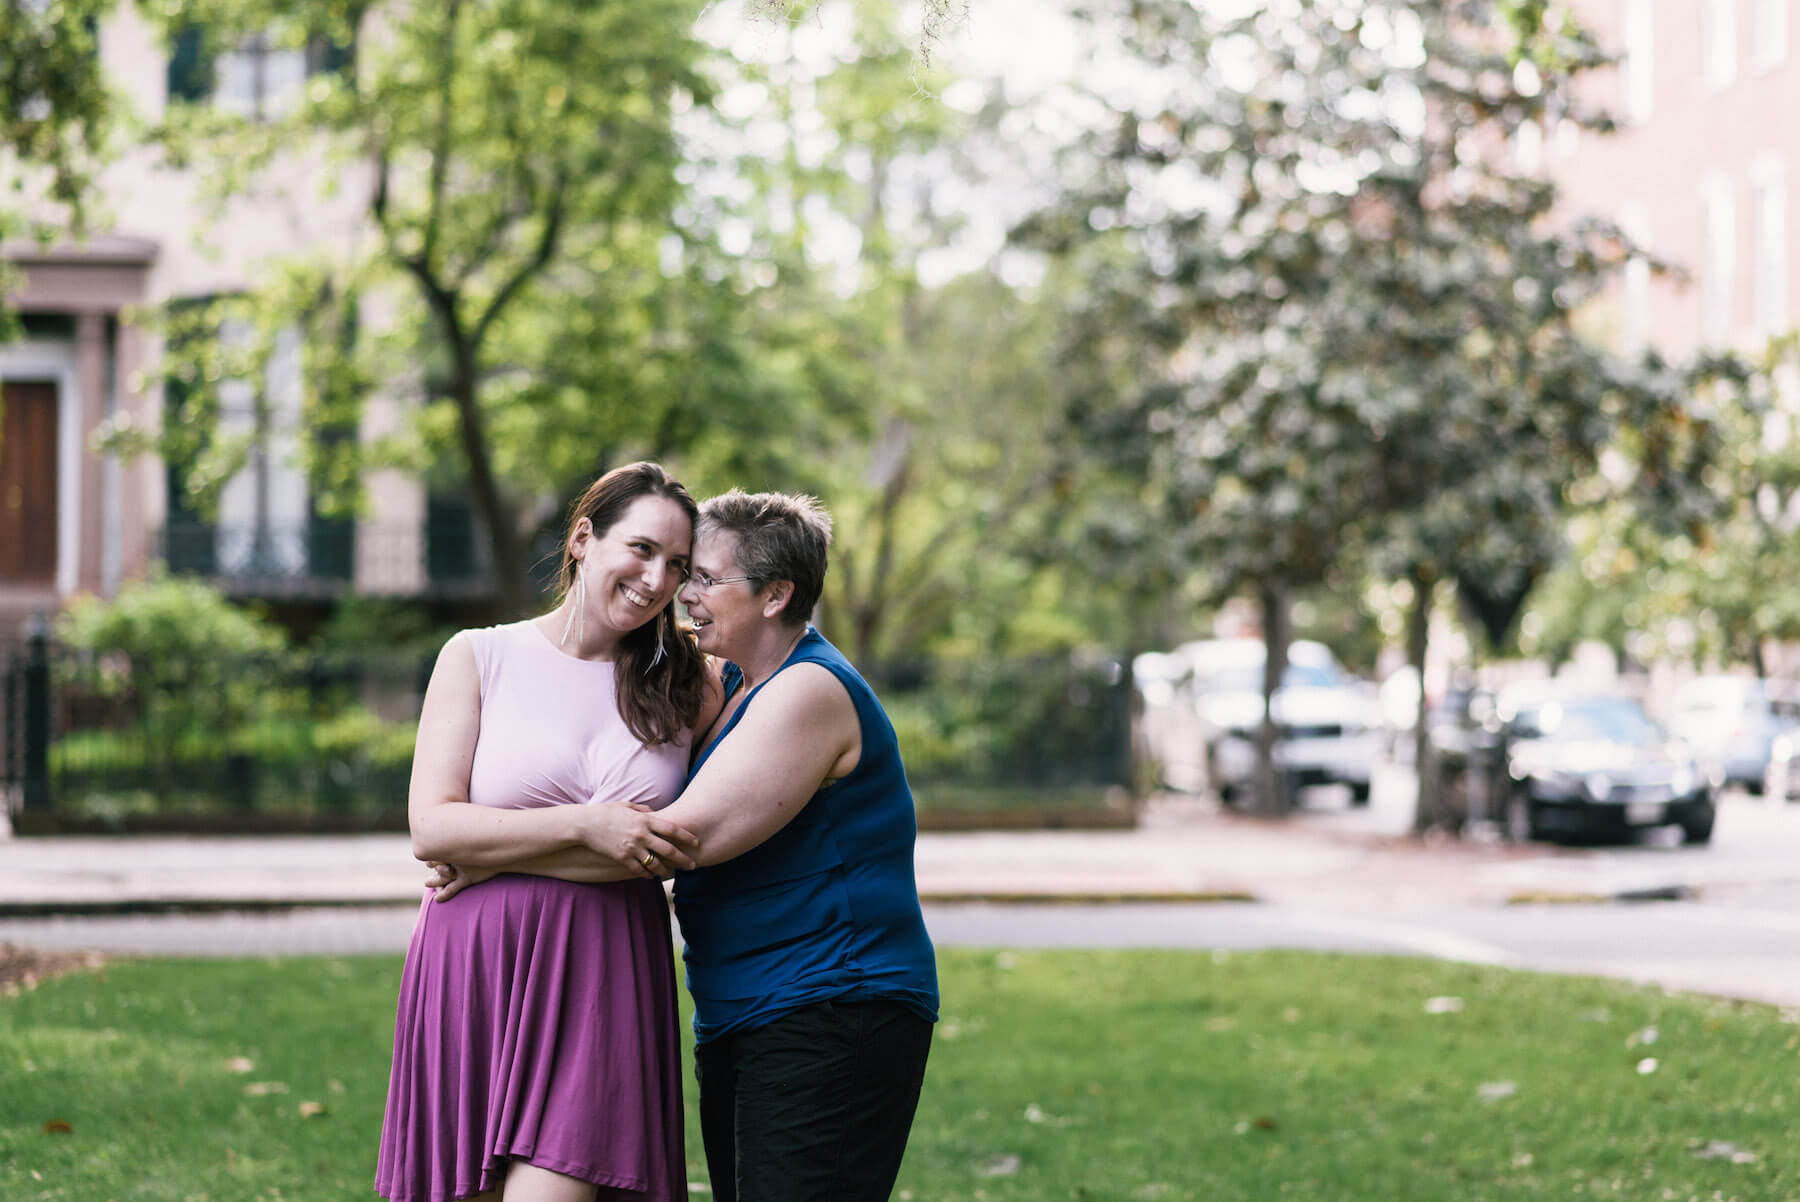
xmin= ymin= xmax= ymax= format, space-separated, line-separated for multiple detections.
xmin=49 ymin=578 xmax=420 ymax=817
xmin=0 ymin=0 xmax=116 ymax=339
xmin=1015 ymin=0 xmax=1747 ymax=815
xmin=1525 ymin=337 xmax=1800 ymax=675
xmin=56 ymin=572 xmax=288 ymax=660
xmin=308 ymin=597 xmax=457 ymax=658
xmin=115 ymin=0 xmax=728 ymax=616
xmin=875 ymin=653 xmax=1128 ymax=788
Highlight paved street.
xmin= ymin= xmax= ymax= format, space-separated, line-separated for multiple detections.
xmin=4 ymin=771 xmax=1800 ymax=1004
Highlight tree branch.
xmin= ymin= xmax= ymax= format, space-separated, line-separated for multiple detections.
xmin=470 ymin=165 xmax=569 ymax=351
xmin=420 ymin=0 xmax=463 ymax=275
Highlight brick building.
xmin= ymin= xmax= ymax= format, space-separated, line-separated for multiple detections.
xmin=0 ymin=8 xmax=489 ymax=636
xmin=1551 ymin=0 xmax=1797 ymax=359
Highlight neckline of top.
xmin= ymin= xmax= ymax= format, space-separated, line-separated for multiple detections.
xmin=520 ymin=617 xmax=620 ymax=667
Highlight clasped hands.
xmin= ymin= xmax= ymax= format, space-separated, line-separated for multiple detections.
xmin=423 ymin=802 xmax=702 ymax=902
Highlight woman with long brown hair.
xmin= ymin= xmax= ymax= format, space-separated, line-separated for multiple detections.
xmin=376 ymin=461 xmax=718 ymax=1202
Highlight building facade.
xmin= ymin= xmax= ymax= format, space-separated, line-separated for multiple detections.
xmin=1552 ymin=0 xmax=1798 ymax=360
xmin=0 ymin=6 xmax=487 ymax=636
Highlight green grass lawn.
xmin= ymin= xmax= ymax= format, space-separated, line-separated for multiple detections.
xmin=4 ymin=948 xmax=1797 ymax=1200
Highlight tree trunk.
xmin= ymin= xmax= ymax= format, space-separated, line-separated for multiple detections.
xmin=1254 ymin=582 xmax=1293 ymax=817
xmin=1406 ymin=565 xmax=1440 ymax=836
xmin=448 ymin=355 xmax=530 ymax=618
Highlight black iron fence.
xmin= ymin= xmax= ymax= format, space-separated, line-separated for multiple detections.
xmin=0 ymin=631 xmax=1134 ymax=828
xmin=1 ymin=629 xmax=431 ymax=826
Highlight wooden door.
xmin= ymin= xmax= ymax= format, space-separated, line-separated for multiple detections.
xmin=0 ymin=380 xmax=59 ymax=582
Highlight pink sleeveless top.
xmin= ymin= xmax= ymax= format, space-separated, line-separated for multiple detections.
xmin=463 ymin=620 xmax=689 ymax=811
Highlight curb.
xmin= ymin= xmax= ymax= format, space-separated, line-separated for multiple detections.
xmin=0 ymin=888 xmax=1264 ymax=919
xmin=0 ymin=897 xmax=424 ymax=919
xmin=1504 ymin=883 xmax=1700 ymax=905
xmin=918 ymin=889 xmax=1259 ymax=905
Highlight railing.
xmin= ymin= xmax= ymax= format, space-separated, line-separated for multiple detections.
xmin=1 ymin=632 xmax=432 ymax=825
xmin=866 ymin=654 xmax=1133 ymax=792
xmin=1 ymin=634 xmax=1136 ymax=828
xmin=156 ymin=520 xmax=498 ymax=600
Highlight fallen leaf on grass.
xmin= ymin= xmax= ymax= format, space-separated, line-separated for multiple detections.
xmin=1205 ymin=1016 xmax=1237 ymax=1032
xmin=1423 ymin=996 xmax=1465 ymax=1014
xmin=1690 ymin=1140 xmax=1758 ymax=1164
xmin=977 ymin=1154 xmax=1021 ymax=1178
xmin=1022 ymin=1104 xmax=1079 ymax=1127
xmin=297 ymin=1102 xmax=327 ymax=1119
xmin=224 ymin=1057 xmax=255 ymax=1073
xmin=244 ymin=1081 xmax=289 ymax=1097
xmin=1477 ymin=1081 xmax=1518 ymax=1102
xmin=1626 ymin=1026 xmax=1658 ymax=1048
xmin=43 ymin=1119 xmax=72 ymax=1135
xmin=1512 ymin=1153 xmax=1534 ymax=1168
xmin=1636 ymin=1058 xmax=1659 ymax=1075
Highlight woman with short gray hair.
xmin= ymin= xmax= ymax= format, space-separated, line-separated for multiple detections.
xmin=433 ymin=488 xmax=939 ymax=1201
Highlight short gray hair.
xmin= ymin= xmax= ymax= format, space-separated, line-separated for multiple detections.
xmin=698 ymin=490 xmax=833 ymax=627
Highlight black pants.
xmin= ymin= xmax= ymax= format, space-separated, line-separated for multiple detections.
xmin=694 ymin=998 xmax=933 ymax=1202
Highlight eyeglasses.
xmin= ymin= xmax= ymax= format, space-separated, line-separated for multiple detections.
xmin=688 ymin=570 xmax=755 ymax=591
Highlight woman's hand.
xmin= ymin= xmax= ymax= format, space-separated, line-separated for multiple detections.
xmin=427 ymin=861 xmax=498 ymax=903
xmin=576 ymin=802 xmax=701 ymax=877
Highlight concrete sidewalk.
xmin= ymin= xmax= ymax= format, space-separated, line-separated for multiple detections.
xmin=0 ymin=796 xmax=1776 ymax=916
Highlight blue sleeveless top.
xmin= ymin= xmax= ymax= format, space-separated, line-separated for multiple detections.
xmin=672 ymin=628 xmax=939 ymax=1043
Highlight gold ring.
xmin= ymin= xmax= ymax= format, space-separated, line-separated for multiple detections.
xmin=641 ymin=853 xmax=657 ymax=869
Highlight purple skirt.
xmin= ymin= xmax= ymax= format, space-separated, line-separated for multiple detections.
xmin=375 ymin=875 xmax=688 ymax=1202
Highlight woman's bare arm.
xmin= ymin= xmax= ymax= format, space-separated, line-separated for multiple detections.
xmin=652 ymin=662 xmax=862 ymax=866
xmin=428 ymin=655 xmax=731 ymax=899
xmin=406 ymin=633 xmax=698 ymax=874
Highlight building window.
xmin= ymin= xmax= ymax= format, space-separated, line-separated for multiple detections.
xmin=165 ymin=26 xmax=211 ymax=103
xmin=1704 ymin=0 xmax=1738 ymax=90
xmin=165 ymin=25 xmax=355 ymax=117
xmin=1754 ymin=165 xmax=1789 ymax=335
xmin=215 ymin=34 xmax=309 ymax=120
xmin=1621 ymin=0 xmax=1654 ymax=122
xmin=1755 ymin=0 xmax=1789 ymax=69
xmin=1702 ymin=179 xmax=1738 ymax=344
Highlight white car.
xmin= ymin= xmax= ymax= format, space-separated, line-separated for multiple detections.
xmin=1181 ymin=638 xmax=1381 ymax=806
xmin=1666 ymin=675 xmax=1800 ymax=795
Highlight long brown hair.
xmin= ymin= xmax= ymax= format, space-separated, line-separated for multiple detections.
xmin=557 ymin=462 xmax=707 ymax=745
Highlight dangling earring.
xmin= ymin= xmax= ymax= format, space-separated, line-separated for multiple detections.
xmin=645 ymin=612 xmax=668 ymax=675
xmin=560 ymin=566 xmax=586 ymax=649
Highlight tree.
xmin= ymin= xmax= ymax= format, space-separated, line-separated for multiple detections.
xmin=677 ymin=0 xmax=1104 ymax=665
xmin=1526 ymin=342 xmax=1797 ymax=678
xmin=1017 ymin=0 xmax=1705 ymax=817
xmin=0 ymin=0 xmax=115 ymax=337
xmin=122 ymin=0 xmax=718 ymax=617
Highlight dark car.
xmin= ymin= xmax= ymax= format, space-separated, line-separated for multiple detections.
xmin=1494 ymin=684 xmax=1715 ymax=845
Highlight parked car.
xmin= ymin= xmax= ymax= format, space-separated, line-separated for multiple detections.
xmin=1493 ymin=683 xmax=1715 ymax=845
xmin=1182 ymin=637 xmax=1382 ymax=806
xmin=1758 ymin=724 xmax=1800 ymax=802
xmin=1666 ymin=675 xmax=1800 ymax=795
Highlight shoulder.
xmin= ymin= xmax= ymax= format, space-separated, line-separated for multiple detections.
xmin=438 ymin=627 xmax=479 ymax=664
xmin=758 ymin=660 xmax=856 ymax=722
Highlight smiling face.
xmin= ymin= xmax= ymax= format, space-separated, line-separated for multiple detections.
xmin=677 ymin=528 xmax=759 ymax=658
xmin=573 ymin=494 xmax=693 ymax=639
